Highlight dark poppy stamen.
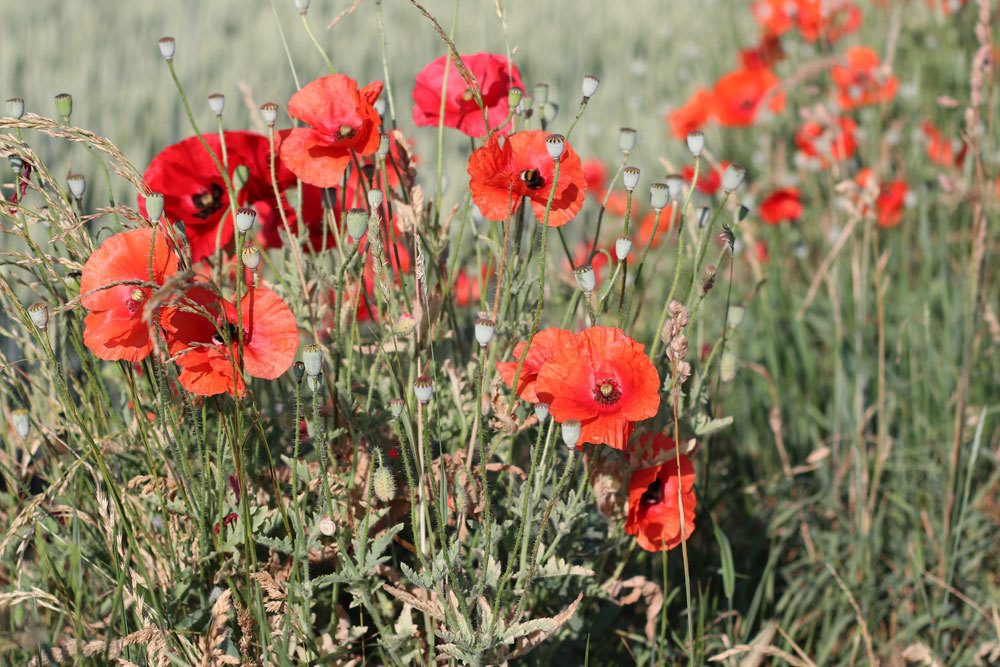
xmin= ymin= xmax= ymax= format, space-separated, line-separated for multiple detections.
xmin=212 ymin=322 xmax=245 ymax=346
xmin=593 ymin=378 xmax=622 ymax=406
xmin=640 ymin=478 xmax=663 ymax=506
xmin=520 ymin=168 xmax=545 ymax=190
xmin=191 ymin=183 xmax=224 ymax=219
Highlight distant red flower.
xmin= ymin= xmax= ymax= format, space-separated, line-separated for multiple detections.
xmin=740 ymin=34 xmax=786 ymax=70
xmin=625 ymin=451 xmax=696 ymax=552
xmin=161 ymin=285 xmax=299 ymax=397
xmin=582 ymin=159 xmax=608 ymax=199
xmin=564 ymin=243 xmax=612 ymax=288
xmin=795 ymin=0 xmax=862 ymax=43
xmin=929 ymin=0 xmax=967 ymax=15
xmin=795 ymin=116 xmax=858 ymax=166
xmin=535 ymin=327 xmax=660 ymax=451
xmin=755 ymin=239 xmax=770 ymax=263
xmin=683 ymin=162 xmax=726 ymax=196
xmin=280 ymin=74 xmax=383 ymax=188
xmin=604 ymin=191 xmax=630 ymax=217
xmin=831 ymin=47 xmax=898 ymax=110
xmin=856 ymin=168 xmax=909 ymax=228
xmin=635 ymin=205 xmax=674 ymax=248
xmin=922 ymin=121 xmax=966 ymax=168
xmin=712 ymin=67 xmax=785 ymax=127
xmin=412 ymin=53 xmax=523 ymax=138
xmin=759 ymin=188 xmax=803 ymax=224
xmin=668 ymin=88 xmax=713 ymax=139
xmin=80 ymin=227 xmax=179 ymax=362
xmin=751 ymin=0 xmax=796 ymax=36
xmin=496 ymin=328 xmax=577 ymax=404
xmin=140 ymin=131 xmax=328 ymax=262
xmin=468 ymin=130 xmax=586 ymax=227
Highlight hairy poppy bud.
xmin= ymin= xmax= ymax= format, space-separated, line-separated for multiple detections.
xmin=474 ymin=317 xmax=495 ymax=347
xmin=574 ymin=265 xmax=596 ymax=294
xmin=728 ymin=305 xmax=745 ymax=328
xmin=367 ymin=188 xmax=383 ymax=210
xmin=260 ymin=102 xmax=279 ymax=127
xmin=533 ymin=83 xmax=549 ymax=106
xmin=373 ymin=467 xmax=396 ymax=503
xmin=720 ymin=351 xmax=737 ymax=383
xmin=534 ymin=403 xmax=549 ymax=422
xmin=618 ymin=127 xmax=637 ymax=153
xmin=686 ymin=131 xmax=705 ymax=157
xmin=145 ymin=192 xmax=164 ymax=221
xmin=241 ymin=245 xmax=260 ymax=270
xmin=158 ymin=37 xmax=176 ymax=61
xmin=11 ymin=408 xmax=30 ymax=438
xmin=453 ymin=486 xmax=469 ymax=514
xmin=413 ymin=375 xmax=433 ymax=404
xmin=54 ymin=93 xmax=72 ymax=121
xmin=67 ymin=173 xmax=86 ymax=200
xmin=302 ymin=344 xmax=323 ymax=378
xmin=345 ymin=208 xmax=367 ymax=240
xmin=615 ymin=237 xmax=632 ymax=261
xmin=5 ymin=97 xmax=24 ymax=119
xmin=389 ymin=398 xmax=405 ymax=418
xmin=235 ymin=207 xmax=257 ymax=234
xmin=545 ymin=134 xmax=565 ymax=160
xmin=723 ymin=163 xmax=746 ymax=193
xmin=650 ymin=181 xmax=670 ymax=211
xmin=666 ymin=174 xmax=684 ymax=201
xmin=561 ymin=420 xmax=581 ymax=449
xmin=623 ymin=166 xmax=640 ymax=192
xmin=581 ymin=75 xmax=600 ymax=99
xmin=28 ymin=302 xmax=49 ymax=331
xmin=208 ymin=93 xmax=225 ymax=116
xmin=507 ymin=87 xmax=523 ymax=109
xmin=291 ymin=361 xmax=305 ymax=382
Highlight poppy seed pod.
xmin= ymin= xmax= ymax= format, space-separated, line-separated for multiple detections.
xmin=145 ymin=192 xmax=164 ymax=221
xmin=67 ymin=173 xmax=86 ymax=199
xmin=158 ymin=37 xmax=176 ymax=61
xmin=11 ymin=409 xmax=30 ymax=438
xmin=473 ymin=317 xmax=496 ymax=347
xmin=295 ymin=0 xmax=310 ymax=13
xmin=615 ymin=237 xmax=633 ymax=261
xmin=373 ymin=467 xmax=396 ymax=503
xmin=533 ymin=82 xmax=549 ymax=106
xmin=666 ymin=174 xmax=684 ymax=201
xmin=545 ymin=134 xmax=565 ymax=160
xmin=54 ymin=93 xmax=72 ymax=121
xmin=345 ymin=208 xmax=368 ymax=240
xmin=582 ymin=75 xmax=600 ymax=99
xmin=507 ymin=87 xmax=523 ymax=109
xmin=389 ymin=398 xmax=405 ymax=418
xmin=291 ymin=361 xmax=305 ymax=382
xmin=623 ymin=166 xmax=641 ymax=192
xmin=260 ymin=102 xmax=279 ymax=127
xmin=574 ymin=265 xmax=596 ymax=294
xmin=373 ymin=98 xmax=386 ymax=118
xmin=561 ymin=420 xmax=581 ymax=449
xmin=232 ymin=164 xmax=251 ymax=192
xmin=618 ymin=127 xmax=638 ymax=153
xmin=235 ymin=207 xmax=257 ymax=234
xmin=302 ymin=344 xmax=324 ymax=378
xmin=686 ymin=131 xmax=705 ymax=157
xmin=650 ymin=181 xmax=670 ymax=211
xmin=534 ymin=403 xmax=549 ymax=422
xmin=208 ymin=93 xmax=225 ymax=116
xmin=241 ymin=245 xmax=260 ymax=270
xmin=28 ymin=302 xmax=49 ymax=331
xmin=5 ymin=97 xmax=24 ymax=119
xmin=376 ymin=134 xmax=390 ymax=159
xmin=367 ymin=188 xmax=383 ymax=210
xmin=413 ymin=375 xmax=433 ymax=404
xmin=722 ymin=163 xmax=746 ymax=193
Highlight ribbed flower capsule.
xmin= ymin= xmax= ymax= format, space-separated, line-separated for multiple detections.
xmin=28 ymin=302 xmax=49 ymax=331
xmin=650 ymin=181 xmax=670 ymax=211
xmin=533 ymin=83 xmax=549 ymax=106
xmin=622 ymin=166 xmax=641 ymax=192
xmin=534 ymin=403 xmax=549 ymax=422
xmin=686 ymin=131 xmax=705 ymax=157
xmin=235 ymin=207 xmax=257 ymax=234
xmin=67 ymin=173 xmax=86 ymax=199
xmin=722 ymin=163 xmax=746 ymax=193
xmin=581 ymin=75 xmax=600 ymax=100
xmin=241 ymin=245 xmax=260 ymax=270
xmin=373 ymin=467 xmax=397 ymax=503
xmin=574 ymin=265 xmax=596 ymax=294
xmin=11 ymin=409 xmax=30 ymax=438
xmin=545 ymin=133 xmax=565 ymax=160
xmin=260 ymin=102 xmax=279 ymax=127
xmin=666 ymin=174 xmax=684 ymax=201
xmin=367 ymin=189 xmax=383 ymax=210
xmin=345 ymin=208 xmax=368 ymax=240
xmin=158 ymin=37 xmax=176 ymax=61
xmin=54 ymin=93 xmax=72 ymax=121
xmin=5 ymin=97 xmax=24 ymax=119
xmin=302 ymin=344 xmax=324 ymax=378
xmin=618 ymin=127 xmax=637 ymax=153
xmin=295 ymin=0 xmax=311 ymax=13
xmin=615 ymin=237 xmax=633 ymax=261
xmin=389 ymin=398 xmax=405 ymax=418
xmin=474 ymin=317 xmax=495 ymax=347
xmin=145 ymin=192 xmax=164 ymax=221
xmin=507 ymin=87 xmax=523 ymax=109
xmin=561 ymin=420 xmax=581 ymax=449
xmin=413 ymin=375 xmax=433 ymax=404
xmin=208 ymin=93 xmax=225 ymax=116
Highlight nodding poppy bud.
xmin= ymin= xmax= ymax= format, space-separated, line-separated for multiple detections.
xmin=67 ymin=173 xmax=86 ymax=199
xmin=545 ymin=134 xmax=565 ymax=160
xmin=376 ymin=134 xmax=390 ymax=159
xmin=373 ymin=467 xmax=396 ymax=503
xmin=582 ymin=75 xmax=600 ymax=100
xmin=241 ymin=245 xmax=260 ymax=270
xmin=389 ymin=398 xmax=405 ymax=418
xmin=367 ymin=188 xmax=383 ymax=210
xmin=235 ymin=207 xmax=257 ymax=234
xmin=737 ymin=204 xmax=750 ymax=222
xmin=295 ymin=0 xmax=310 ymax=13
xmin=622 ymin=166 xmax=641 ymax=192
xmin=561 ymin=420 xmax=581 ymax=449
xmin=28 ymin=302 xmax=49 ymax=331
xmin=54 ymin=93 xmax=72 ymax=121
xmin=615 ymin=237 xmax=632 ymax=261
xmin=650 ymin=181 xmax=670 ymax=211
xmin=722 ymin=163 xmax=746 ymax=193
xmin=413 ymin=375 xmax=433 ymax=404
xmin=507 ymin=87 xmax=523 ymax=109
xmin=686 ymin=131 xmax=705 ymax=157
xmin=302 ymin=344 xmax=324 ymax=378
xmin=453 ymin=486 xmax=469 ymax=514
xmin=208 ymin=93 xmax=225 ymax=116
xmin=534 ymin=403 xmax=549 ymax=422
xmin=542 ymin=102 xmax=559 ymax=124
xmin=666 ymin=174 xmax=684 ymax=201
xmin=233 ymin=164 xmax=251 ymax=192
xmin=720 ymin=351 xmax=737 ymax=383
xmin=318 ymin=516 xmax=335 ymax=537
xmin=145 ymin=192 xmax=164 ymax=221
xmin=697 ymin=206 xmax=710 ymax=229
xmin=5 ymin=97 xmax=24 ymax=119
xmin=393 ymin=313 xmax=417 ymax=337
xmin=345 ymin=208 xmax=368 ymax=240
xmin=618 ymin=127 xmax=637 ymax=153
xmin=728 ymin=305 xmax=746 ymax=328
xmin=11 ymin=408 xmax=30 ymax=438
xmin=291 ymin=361 xmax=305 ymax=382
xmin=574 ymin=265 xmax=596 ymax=294
xmin=158 ymin=37 xmax=176 ymax=61
xmin=373 ymin=98 xmax=386 ymax=118
xmin=260 ymin=102 xmax=279 ymax=127
xmin=474 ymin=317 xmax=495 ymax=347
xmin=533 ymin=83 xmax=550 ymax=106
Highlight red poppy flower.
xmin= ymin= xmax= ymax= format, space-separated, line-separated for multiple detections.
xmin=795 ymin=0 xmax=862 ymax=43
xmin=795 ymin=116 xmax=857 ymax=166
xmin=831 ymin=47 xmax=898 ymax=110
xmin=740 ymin=34 xmax=786 ymax=71
xmin=582 ymin=159 xmax=608 ymax=199
xmin=161 ymin=285 xmax=299 ymax=397
xmin=856 ymin=168 xmax=909 ymax=228
xmin=279 ymin=74 xmax=384 ymax=188
xmin=496 ymin=327 xmax=577 ymax=404
xmin=922 ymin=121 xmax=966 ymax=168
xmin=563 ymin=243 xmax=612 ymax=288
xmin=454 ymin=267 xmax=484 ymax=308
xmin=668 ymin=88 xmax=712 ymax=140
xmin=751 ymin=0 xmax=796 ymax=36
xmin=80 ymin=227 xmax=179 ymax=362
xmin=412 ymin=52 xmax=523 ymax=138
xmin=467 ymin=130 xmax=586 ymax=227
xmin=140 ymin=131 xmax=327 ymax=262
xmin=534 ymin=327 xmax=660 ymax=451
xmin=755 ymin=239 xmax=770 ymax=264
xmin=712 ymin=67 xmax=785 ymax=127
xmin=635 ymin=205 xmax=674 ymax=248
xmin=759 ymin=188 xmax=803 ymax=224
xmin=625 ymin=451 xmax=696 ymax=552
xmin=683 ymin=162 xmax=726 ymax=196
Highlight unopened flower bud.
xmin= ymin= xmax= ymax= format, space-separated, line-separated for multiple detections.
xmin=686 ymin=131 xmax=705 ymax=157
xmin=722 ymin=163 xmax=746 ymax=193
xmin=389 ymin=398 xmax=405 ymax=418
xmin=158 ymin=37 xmax=176 ymax=61
xmin=295 ymin=0 xmax=310 ymax=13
xmin=208 ymin=93 xmax=225 ymax=116
xmin=241 ymin=245 xmax=260 ymax=270
xmin=54 ymin=93 xmax=72 ymax=121
xmin=145 ymin=192 xmax=164 ymax=221
xmin=720 ymin=351 xmax=737 ymax=383
xmin=233 ymin=164 xmax=250 ymax=192
xmin=5 ymin=97 xmax=24 ymax=119
xmin=260 ymin=102 xmax=279 ymax=127
xmin=413 ymin=375 xmax=433 ymax=404
xmin=545 ymin=133 xmax=565 ymax=160
xmin=11 ymin=409 xmax=29 ymax=438
xmin=28 ymin=302 xmax=49 ymax=331
xmin=373 ymin=467 xmax=396 ymax=503
xmin=581 ymin=75 xmax=600 ymax=99
xmin=291 ymin=361 xmax=305 ymax=382
xmin=728 ymin=305 xmax=745 ymax=328
xmin=67 ymin=173 xmax=86 ymax=199
xmin=737 ymin=204 xmax=750 ymax=222
xmin=574 ymin=265 xmax=596 ymax=294
xmin=318 ymin=516 xmax=335 ymax=536
xmin=507 ymin=87 xmax=523 ymax=109
xmin=622 ymin=166 xmax=640 ymax=192
xmin=453 ymin=486 xmax=469 ymax=514
xmin=650 ymin=181 xmax=670 ymax=211
xmin=474 ymin=317 xmax=495 ymax=347
xmin=235 ymin=207 xmax=257 ymax=234
xmin=615 ymin=237 xmax=632 ymax=261
xmin=345 ymin=208 xmax=368 ymax=240
xmin=561 ymin=420 xmax=581 ymax=449
xmin=534 ymin=403 xmax=549 ymax=422
xmin=373 ymin=98 xmax=386 ymax=118
xmin=666 ymin=174 xmax=684 ymax=200
xmin=533 ymin=83 xmax=549 ymax=105
xmin=618 ymin=127 xmax=637 ymax=153
xmin=302 ymin=343 xmax=324 ymax=378
xmin=367 ymin=188 xmax=383 ymax=210
xmin=393 ymin=313 xmax=417 ymax=337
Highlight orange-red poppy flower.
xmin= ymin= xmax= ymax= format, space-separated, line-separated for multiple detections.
xmin=534 ymin=326 xmax=660 ymax=451
xmin=795 ymin=116 xmax=857 ymax=166
xmin=712 ymin=67 xmax=785 ymax=127
xmin=922 ymin=121 xmax=966 ymax=168
xmin=751 ymin=0 xmax=796 ymax=36
xmin=856 ymin=168 xmax=909 ymax=228
xmin=668 ymin=88 xmax=713 ymax=140
xmin=635 ymin=205 xmax=674 ymax=248
xmin=831 ymin=47 xmax=898 ymax=110
xmin=279 ymin=74 xmax=384 ymax=188
xmin=467 ymin=130 xmax=586 ymax=227
xmin=496 ymin=327 xmax=577 ymax=404
xmin=161 ymin=285 xmax=298 ymax=397
xmin=795 ymin=0 xmax=862 ymax=43
xmin=683 ymin=161 xmax=727 ymax=196
xmin=582 ymin=158 xmax=608 ymax=200
xmin=759 ymin=188 xmax=803 ymax=224
xmin=625 ymin=450 xmax=696 ymax=552
xmin=740 ymin=34 xmax=786 ymax=71
xmin=80 ymin=227 xmax=179 ymax=362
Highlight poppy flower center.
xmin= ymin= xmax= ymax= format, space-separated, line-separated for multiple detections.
xmin=192 ymin=183 xmax=225 ymax=219
xmin=640 ymin=478 xmax=663 ymax=506
xmin=738 ymin=97 xmax=756 ymax=112
xmin=519 ymin=168 xmax=546 ymax=190
xmin=127 ymin=288 xmax=146 ymax=314
xmin=593 ymin=378 xmax=622 ymax=406
xmin=212 ymin=322 xmax=247 ymax=346
xmin=338 ymin=124 xmax=356 ymax=139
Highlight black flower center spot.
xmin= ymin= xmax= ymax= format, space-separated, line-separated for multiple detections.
xmin=192 ymin=183 xmax=225 ymax=219
xmin=739 ymin=98 xmax=756 ymax=112
xmin=520 ymin=169 xmax=545 ymax=190
xmin=212 ymin=322 xmax=245 ymax=346
xmin=640 ymin=478 xmax=663 ymax=507
xmin=593 ymin=378 xmax=622 ymax=406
